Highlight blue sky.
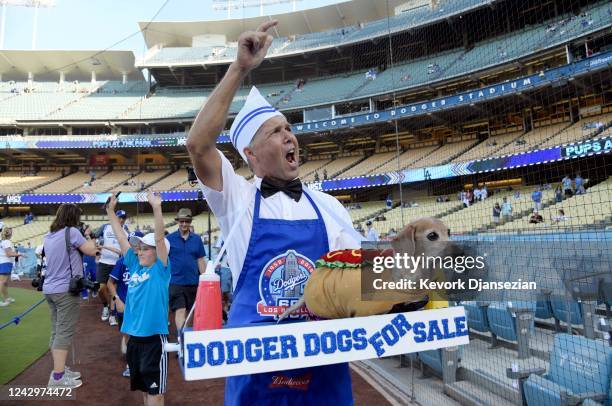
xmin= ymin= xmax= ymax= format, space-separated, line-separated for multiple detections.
xmin=3 ymin=0 xmax=344 ymax=57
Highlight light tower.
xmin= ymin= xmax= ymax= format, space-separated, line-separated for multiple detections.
xmin=0 ymin=0 xmax=56 ymax=49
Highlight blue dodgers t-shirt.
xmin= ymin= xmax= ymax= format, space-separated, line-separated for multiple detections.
xmin=83 ymin=255 xmax=97 ymax=280
xmin=531 ymin=190 xmax=542 ymax=202
xmin=121 ymin=248 xmax=171 ymax=337
xmin=109 ymin=257 xmax=130 ymax=303
xmin=167 ymin=231 xmax=206 ymax=286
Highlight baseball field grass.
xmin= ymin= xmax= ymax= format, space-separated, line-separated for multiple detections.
xmin=0 ymin=287 xmax=50 ymax=384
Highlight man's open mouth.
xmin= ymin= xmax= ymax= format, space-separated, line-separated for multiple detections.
xmin=286 ymin=148 xmax=296 ymax=164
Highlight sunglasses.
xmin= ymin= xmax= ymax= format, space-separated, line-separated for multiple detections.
xmin=178 ymin=219 xmax=192 ymax=224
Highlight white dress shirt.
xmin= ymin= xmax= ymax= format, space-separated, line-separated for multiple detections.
xmin=198 ymin=149 xmax=360 ymax=288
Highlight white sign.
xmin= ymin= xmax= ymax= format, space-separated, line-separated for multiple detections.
xmin=182 ymin=306 xmax=469 ymax=380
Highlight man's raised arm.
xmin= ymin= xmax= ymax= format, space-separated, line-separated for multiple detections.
xmin=186 ymin=20 xmax=278 ymax=191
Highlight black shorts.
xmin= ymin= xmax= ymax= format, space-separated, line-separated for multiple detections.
xmin=96 ymin=263 xmax=114 ymax=284
xmin=169 ymin=284 xmax=197 ymax=312
xmin=126 ymin=335 xmax=168 ymax=395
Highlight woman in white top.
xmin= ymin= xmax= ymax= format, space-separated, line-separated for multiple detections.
xmin=0 ymin=227 xmax=22 ymax=306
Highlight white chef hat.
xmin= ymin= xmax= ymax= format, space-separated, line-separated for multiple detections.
xmin=229 ymin=86 xmax=283 ymax=162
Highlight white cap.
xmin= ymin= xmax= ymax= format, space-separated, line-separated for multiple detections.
xmin=229 ymin=86 xmax=283 ymax=162
xmin=129 ymin=233 xmax=170 ymax=253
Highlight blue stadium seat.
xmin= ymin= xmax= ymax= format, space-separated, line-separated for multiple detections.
xmin=522 ymin=334 xmax=612 ymax=406
xmin=418 ymin=347 xmax=463 ymax=373
xmin=487 ymin=300 xmax=536 ymax=343
xmin=462 ymin=242 xmax=513 ymax=336
xmin=417 ymin=346 xmax=462 ymax=384
xmin=535 ymin=299 xmax=554 ymax=320
xmin=550 ymin=298 xmax=584 ymax=325
xmin=463 ymin=301 xmax=490 ymax=333
xmin=534 ymin=271 xmax=556 ymax=321
xmin=418 ymin=349 xmax=444 ymax=373
xmin=549 ymin=256 xmax=586 ymax=327
xmin=484 ymin=253 xmax=537 ymax=357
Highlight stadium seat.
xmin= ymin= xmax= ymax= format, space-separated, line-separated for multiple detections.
xmin=550 ymin=298 xmax=584 ymax=327
xmin=518 ymin=334 xmax=612 ymax=406
xmin=535 ymin=299 xmax=555 ymax=320
xmin=417 ymin=346 xmax=462 ymax=384
xmin=463 ymin=301 xmax=491 ymax=333
xmin=486 ymin=300 xmax=536 ymax=358
xmin=486 ymin=253 xmax=537 ymax=357
xmin=534 ymin=261 xmax=558 ymax=323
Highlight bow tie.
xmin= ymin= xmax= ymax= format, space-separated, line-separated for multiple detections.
xmin=260 ymin=177 xmax=303 ymax=202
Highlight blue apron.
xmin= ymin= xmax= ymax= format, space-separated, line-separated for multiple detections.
xmin=225 ymin=190 xmax=353 ymax=406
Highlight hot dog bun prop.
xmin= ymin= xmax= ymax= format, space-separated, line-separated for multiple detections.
xmin=280 ymin=218 xmax=454 ymax=320
xmin=301 ymin=248 xmax=428 ymax=319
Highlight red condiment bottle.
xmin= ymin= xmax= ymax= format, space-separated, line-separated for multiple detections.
xmin=193 ymin=269 xmax=223 ymax=331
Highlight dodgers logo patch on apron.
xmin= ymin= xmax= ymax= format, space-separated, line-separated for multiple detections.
xmin=257 ymin=250 xmax=314 ymax=320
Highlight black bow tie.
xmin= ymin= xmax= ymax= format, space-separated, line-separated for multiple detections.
xmin=260 ymin=177 xmax=303 ymax=202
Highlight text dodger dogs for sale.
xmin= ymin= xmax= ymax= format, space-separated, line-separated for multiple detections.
xmin=182 ymin=306 xmax=469 ymax=380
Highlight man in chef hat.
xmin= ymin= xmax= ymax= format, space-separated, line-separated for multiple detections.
xmin=186 ymin=20 xmax=361 ymax=406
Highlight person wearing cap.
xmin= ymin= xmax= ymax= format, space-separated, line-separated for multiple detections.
xmin=0 ymin=227 xmax=22 ymax=307
xmin=93 ymin=209 xmax=129 ymax=325
xmin=166 ymin=208 xmax=207 ymax=335
xmin=107 ymin=230 xmax=144 ymax=378
xmin=187 ymin=20 xmax=360 ymax=405
xmin=105 ymin=190 xmax=170 ymax=405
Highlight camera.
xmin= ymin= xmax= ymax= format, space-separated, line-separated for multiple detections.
xmin=31 ymin=274 xmax=44 ymax=291
xmin=68 ymin=276 xmax=100 ymax=296
xmin=78 ymin=222 xmax=89 ymax=237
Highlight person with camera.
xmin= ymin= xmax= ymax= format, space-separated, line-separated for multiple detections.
xmin=0 ymin=227 xmax=22 ymax=307
xmin=43 ymin=203 xmax=98 ymax=389
xmin=106 ymin=190 xmax=170 ymax=405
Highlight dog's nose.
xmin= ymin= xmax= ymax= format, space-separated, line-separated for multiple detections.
xmin=447 ymin=243 xmax=464 ymax=257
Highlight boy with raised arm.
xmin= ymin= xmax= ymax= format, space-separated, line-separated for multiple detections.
xmin=105 ymin=190 xmax=171 ymax=406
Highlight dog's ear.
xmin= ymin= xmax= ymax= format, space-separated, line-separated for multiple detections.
xmin=391 ymin=224 xmax=416 ymax=257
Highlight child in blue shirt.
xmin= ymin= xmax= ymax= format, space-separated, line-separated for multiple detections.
xmin=107 ymin=231 xmax=144 ymax=378
xmin=106 ymin=191 xmax=170 ymax=404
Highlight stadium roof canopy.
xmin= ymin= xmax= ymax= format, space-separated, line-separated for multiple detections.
xmin=0 ymin=50 xmax=144 ymax=82
xmin=139 ymin=0 xmax=407 ymax=48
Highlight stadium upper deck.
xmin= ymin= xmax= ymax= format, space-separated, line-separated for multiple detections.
xmin=137 ymin=0 xmax=491 ymax=68
xmin=0 ymin=0 xmax=610 ymax=124
xmin=139 ymin=0 xmax=611 ymax=86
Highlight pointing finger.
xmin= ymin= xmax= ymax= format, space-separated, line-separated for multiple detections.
xmin=257 ymin=19 xmax=278 ymax=33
